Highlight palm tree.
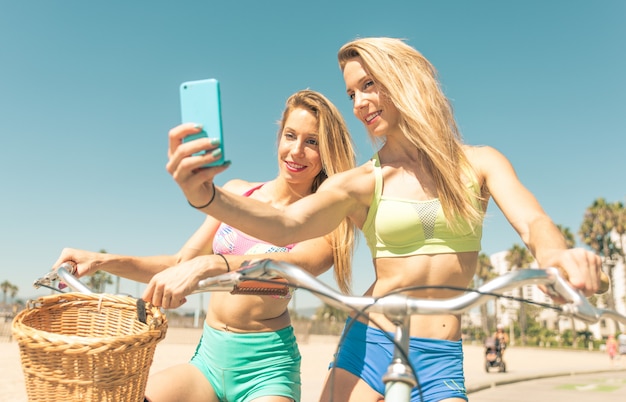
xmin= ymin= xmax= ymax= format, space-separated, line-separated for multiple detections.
xmin=86 ymin=271 xmax=113 ymax=293
xmin=579 ymin=198 xmax=622 ymax=261
xmin=608 ymin=201 xmax=626 ymax=274
xmin=579 ymin=198 xmax=624 ymax=332
xmin=0 ymin=280 xmax=11 ymax=305
xmin=9 ymin=284 xmax=18 ymax=304
xmin=557 ymin=224 xmax=576 ymax=248
xmin=506 ymin=244 xmax=534 ymax=346
xmin=98 ymin=249 xmax=120 ymax=294
xmin=473 ymin=253 xmax=498 ymax=337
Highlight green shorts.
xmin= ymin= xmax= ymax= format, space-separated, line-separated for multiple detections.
xmin=190 ymin=323 xmax=301 ymax=401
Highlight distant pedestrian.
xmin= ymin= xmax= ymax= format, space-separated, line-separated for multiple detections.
xmin=606 ymin=334 xmax=618 ymax=366
xmin=492 ymin=324 xmax=509 ymax=361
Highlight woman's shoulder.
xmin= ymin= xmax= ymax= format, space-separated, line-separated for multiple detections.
xmin=463 ymin=144 xmax=513 ymax=173
xmin=320 ymin=161 xmax=376 ymax=206
xmin=463 ymin=144 xmax=501 ymax=158
xmin=327 ymin=160 xmax=375 ymax=186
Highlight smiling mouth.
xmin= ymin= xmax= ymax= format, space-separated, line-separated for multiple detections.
xmin=285 ymin=161 xmax=306 ymax=171
xmin=365 ymin=111 xmax=381 ymax=123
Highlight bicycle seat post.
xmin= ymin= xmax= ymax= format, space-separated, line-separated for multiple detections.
xmin=382 ymin=315 xmax=417 ymax=398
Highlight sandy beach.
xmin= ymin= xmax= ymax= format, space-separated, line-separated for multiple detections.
xmin=2 ymin=326 xmax=623 ymax=402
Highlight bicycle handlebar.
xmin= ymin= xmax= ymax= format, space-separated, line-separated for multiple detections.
xmin=33 ymin=262 xmax=94 ymax=294
xmin=195 ymin=259 xmax=626 ymax=326
xmin=35 ymin=260 xmax=623 ymax=326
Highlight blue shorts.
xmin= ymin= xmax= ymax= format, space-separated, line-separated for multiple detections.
xmin=331 ymin=318 xmax=467 ymax=402
xmin=190 ymin=323 xmax=301 ymax=401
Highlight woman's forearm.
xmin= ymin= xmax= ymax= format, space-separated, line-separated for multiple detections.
xmin=93 ymin=253 xmax=178 ymax=283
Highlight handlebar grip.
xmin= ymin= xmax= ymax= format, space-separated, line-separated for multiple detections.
xmin=557 ymin=266 xmax=610 ymax=295
xmin=57 ymin=263 xmax=94 ymax=294
xmin=60 ymin=261 xmax=78 ymax=275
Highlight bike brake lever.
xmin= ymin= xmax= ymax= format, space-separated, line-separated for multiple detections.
xmin=194 ymin=259 xmax=279 ymax=293
xmin=33 ymin=262 xmax=77 ymax=289
xmin=237 ymin=259 xmax=283 ymax=280
xmin=544 ymin=267 xmax=599 ymax=323
xmin=34 ymin=263 xmax=93 ymax=294
xmin=33 ymin=270 xmax=60 ymax=289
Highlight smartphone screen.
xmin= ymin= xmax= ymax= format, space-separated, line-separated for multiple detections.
xmin=179 ymin=78 xmax=225 ymax=167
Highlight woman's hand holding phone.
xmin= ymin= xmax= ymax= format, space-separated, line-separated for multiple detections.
xmin=167 ymin=123 xmax=230 ymax=209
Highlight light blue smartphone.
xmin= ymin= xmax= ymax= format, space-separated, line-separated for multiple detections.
xmin=179 ymin=78 xmax=226 ymax=167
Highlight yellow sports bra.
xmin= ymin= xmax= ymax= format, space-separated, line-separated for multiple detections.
xmin=362 ymin=153 xmax=483 ymax=259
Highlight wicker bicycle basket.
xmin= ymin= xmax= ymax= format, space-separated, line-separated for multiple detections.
xmin=12 ymin=292 xmax=168 ymax=402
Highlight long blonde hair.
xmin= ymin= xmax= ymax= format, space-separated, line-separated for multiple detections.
xmin=338 ymin=37 xmax=483 ymax=230
xmin=278 ymin=90 xmax=357 ymax=293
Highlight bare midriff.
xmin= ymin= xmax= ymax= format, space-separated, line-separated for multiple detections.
xmin=356 ymin=251 xmax=478 ymax=341
xmin=205 ymin=292 xmax=291 ymax=333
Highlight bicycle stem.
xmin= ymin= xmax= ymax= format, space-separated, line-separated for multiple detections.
xmin=382 ymin=314 xmax=417 ymax=388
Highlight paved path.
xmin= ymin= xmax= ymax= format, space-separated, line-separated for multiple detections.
xmin=470 ymin=371 xmax=626 ymax=402
xmin=462 ymin=340 xmax=625 ymax=394
xmin=462 ymin=341 xmax=626 ymax=402
xmin=2 ymin=327 xmax=625 ymax=401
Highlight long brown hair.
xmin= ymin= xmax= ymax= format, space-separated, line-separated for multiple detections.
xmin=278 ymin=90 xmax=357 ymax=293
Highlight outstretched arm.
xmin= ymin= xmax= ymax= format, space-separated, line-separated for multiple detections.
xmin=142 ymin=234 xmax=335 ymax=308
xmin=51 ymin=202 xmax=223 ymax=283
xmin=167 ymin=123 xmax=363 ymax=245
xmin=471 ymin=145 xmax=602 ymax=296
xmin=52 ymin=248 xmax=178 ymax=283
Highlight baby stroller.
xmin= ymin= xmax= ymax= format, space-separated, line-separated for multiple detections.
xmin=484 ymin=336 xmax=506 ymax=372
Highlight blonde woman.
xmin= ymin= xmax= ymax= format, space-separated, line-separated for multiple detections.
xmin=55 ymin=89 xmax=356 ymax=402
xmin=166 ymin=38 xmax=602 ymax=402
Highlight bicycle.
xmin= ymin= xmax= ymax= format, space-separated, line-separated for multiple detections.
xmin=189 ymin=258 xmax=626 ymax=402
xmin=19 ymin=262 xmax=624 ymax=402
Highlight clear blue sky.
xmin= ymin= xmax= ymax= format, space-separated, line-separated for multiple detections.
xmin=1 ymin=1 xmax=624 ymax=312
